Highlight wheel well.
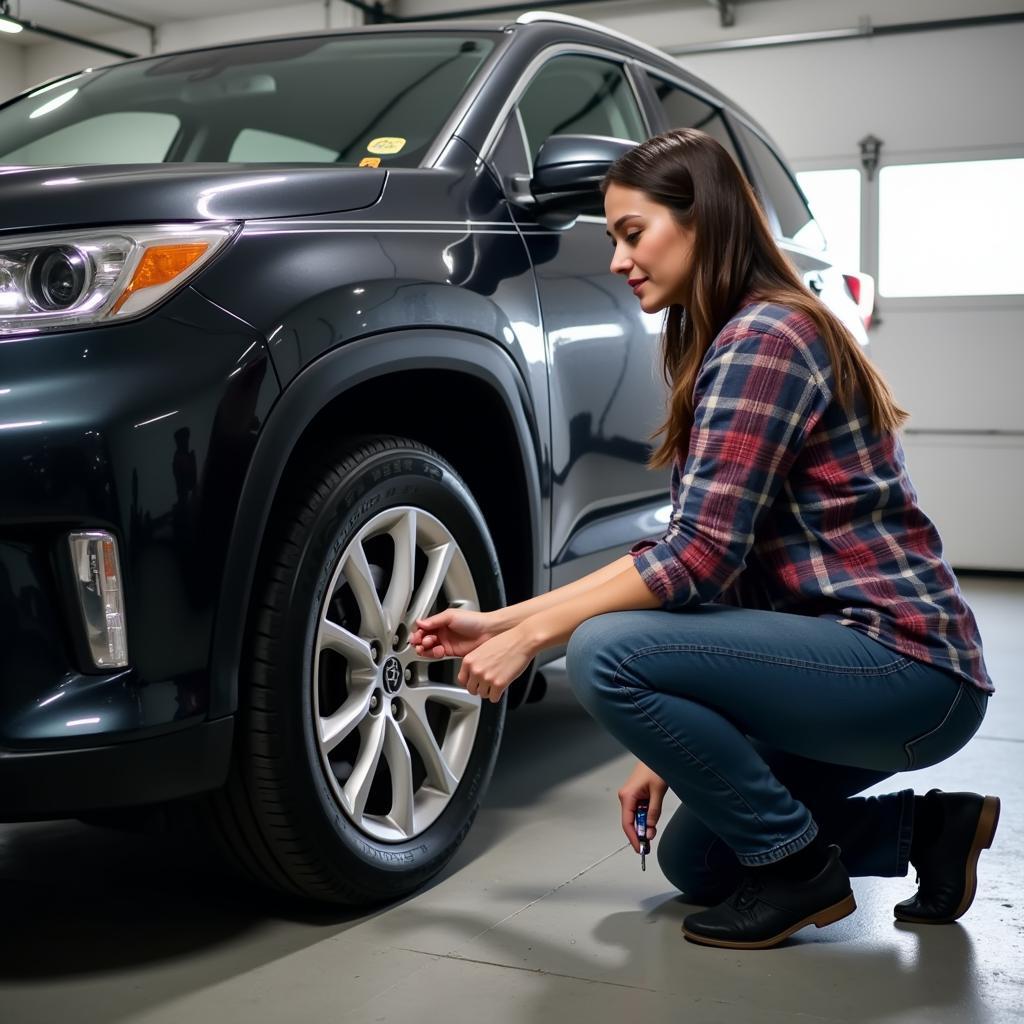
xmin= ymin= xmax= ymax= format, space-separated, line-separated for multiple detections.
xmin=277 ymin=368 xmax=537 ymax=610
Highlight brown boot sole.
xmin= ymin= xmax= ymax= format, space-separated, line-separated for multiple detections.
xmin=895 ymin=794 xmax=1001 ymax=924
xmin=682 ymin=892 xmax=857 ymax=950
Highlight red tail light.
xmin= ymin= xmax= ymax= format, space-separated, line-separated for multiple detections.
xmin=843 ymin=272 xmax=875 ymax=331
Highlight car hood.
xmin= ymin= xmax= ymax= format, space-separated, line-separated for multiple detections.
xmin=0 ymin=164 xmax=387 ymax=234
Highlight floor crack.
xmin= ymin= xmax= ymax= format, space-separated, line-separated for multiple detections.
xmin=462 ymin=843 xmax=629 ymax=944
xmin=397 ymin=947 xmax=658 ymax=993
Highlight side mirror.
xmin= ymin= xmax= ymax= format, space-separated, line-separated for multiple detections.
xmin=520 ymin=134 xmax=638 ymax=228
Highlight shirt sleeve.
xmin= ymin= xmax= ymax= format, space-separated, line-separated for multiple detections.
xmin=630 ymin=326 xmax=832 ymax=609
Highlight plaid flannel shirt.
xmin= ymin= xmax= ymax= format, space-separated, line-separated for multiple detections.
xmin=630 ymin=299 xmax=994 ymax=694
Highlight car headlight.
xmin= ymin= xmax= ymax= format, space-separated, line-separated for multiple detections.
xmin=0 ymin=223 xmax=238 ymax=336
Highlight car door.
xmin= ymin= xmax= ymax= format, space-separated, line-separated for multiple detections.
xmin=490 ymin=52 xmax=672 ymax=586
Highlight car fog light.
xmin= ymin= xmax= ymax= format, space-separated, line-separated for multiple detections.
xmin=68 ymin=531 xmax=129 ymax=669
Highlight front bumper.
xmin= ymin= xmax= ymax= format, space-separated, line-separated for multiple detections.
xmin=0 ymin=286 xmax=278 ymax=816
xmin=0 ymin=715 xmax=234 ymax=821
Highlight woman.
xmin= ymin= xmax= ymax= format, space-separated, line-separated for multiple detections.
xmin=410 ymin=128 xmax=998 ymax=950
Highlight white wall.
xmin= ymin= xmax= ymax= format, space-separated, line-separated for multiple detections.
xmin=5 ymin=1 xmax=361 ymax=97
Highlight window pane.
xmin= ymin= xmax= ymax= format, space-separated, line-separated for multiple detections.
xmin=0 ymin=34 xmax=495 ymax=167
xmin=230 ymin=128 xmax=338 ymax=162
xmin=518 ymin=55 xmax=645 ymax=165
xmin=1 ymin=111 xmax=178 ymax=163
xmin=733 ymin=121 xmax=822 ymax=248
xmin=796 ymin=168 xmax=861 ymax=272
xmin=646 ymin=75 xmax=742 ymax=171
xmin=879 ymin=159 xmax=1024 ymax=297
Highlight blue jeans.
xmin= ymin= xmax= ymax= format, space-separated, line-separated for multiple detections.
xmin=566 ymin=605 xmax=988 ymax=896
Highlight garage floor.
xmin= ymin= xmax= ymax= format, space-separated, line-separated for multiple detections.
xmin=2 ymin=576 xmax=1021 ymax=1024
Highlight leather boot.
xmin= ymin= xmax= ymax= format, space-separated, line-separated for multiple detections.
xmin=682 ymin=844 xmax=855 ymax=949
xmin=894 ymin=789 xmax=1000 ymax=923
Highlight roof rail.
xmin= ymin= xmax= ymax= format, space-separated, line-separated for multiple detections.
xmin=515 ymin=9 xmax=676 ymax=66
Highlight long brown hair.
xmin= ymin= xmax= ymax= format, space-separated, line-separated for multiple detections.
xmin=601 ymin=128 xmax=908 ymax=469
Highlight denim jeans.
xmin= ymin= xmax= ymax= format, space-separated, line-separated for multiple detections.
xmin=565 ymin=604 xmax=988 ymax=896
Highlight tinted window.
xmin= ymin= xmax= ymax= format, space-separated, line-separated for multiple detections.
xmin=646 ymin=75 xmax=742 ymax=169
xmin=0 ymin=34 xmax=495 ymax=167
xmin=733 ymin=121 xmax=823 ymax=248
xmin=1 ymin=111 xmax=179 ymax=163
xmin=518 ymin=55 xmax=646 ymax=166
xmin=229 ymin=128 xmax=338 ymax=162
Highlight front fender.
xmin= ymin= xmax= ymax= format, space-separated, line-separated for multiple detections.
xmin=208 ymin=327 xmax=543 ymax=717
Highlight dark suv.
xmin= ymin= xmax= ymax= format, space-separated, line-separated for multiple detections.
xmin=0 ymin=11 xmax=867 ymax=904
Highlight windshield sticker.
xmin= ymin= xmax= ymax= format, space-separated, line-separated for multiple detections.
xmin=367 ymin=137 xmax=406 ymax=155
xmin=359 ymin=157 xmax=382 ymax=168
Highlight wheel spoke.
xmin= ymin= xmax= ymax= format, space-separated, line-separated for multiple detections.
xmin=319 ymin=620 xmax=376 ymax=674
xmin=406 ymin=683 xmax=480 ymax=713
xmin=343 ymin=713 xmax=386 ymax=821
xmin=343 ymin=541 xmax=388 ymax=640
xmin=382 ymin=509 xmax=417 ymax=639
xmin=400 ymin=692 xmax=459 ymax=795
xmin=319 ymin=687 xmax=374 ymax=755
xmin=405 ymin=541 xmax=455 ymax=629
xmin=384 ymin=716 xmax=416 ymax=836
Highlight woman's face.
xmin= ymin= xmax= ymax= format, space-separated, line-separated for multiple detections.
xmin=605 ymin=182 xmax=696 ymax=313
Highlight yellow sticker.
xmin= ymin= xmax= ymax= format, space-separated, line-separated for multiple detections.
xmin=367 ymin=136 xmax=406 ymax=155
xmin=359 ymin=157 xmax=382 ymax=168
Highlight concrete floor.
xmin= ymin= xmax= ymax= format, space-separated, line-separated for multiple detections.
xmin=1 ymin=575 xmax=1021 ymax=1024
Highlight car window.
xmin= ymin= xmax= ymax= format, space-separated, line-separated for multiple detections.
xmin=731 ymin=120 xmax=825 ymax=249
xmin=1 ymin=111 xmax=179 ymax=163
xmin=229 ymin=128 xmax=338 ymax=162
xmin=0 ymin=34 xmax=495 ymax=167
xmin=645 ymin=75 xmax=742 ymax=170
xmin=517 ymin=55 xmax=646 ymax=167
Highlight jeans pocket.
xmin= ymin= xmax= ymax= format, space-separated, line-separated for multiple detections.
xmin=904 ymin=684 xmax=984 ymax=770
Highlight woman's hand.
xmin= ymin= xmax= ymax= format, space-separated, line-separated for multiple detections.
xmin=457 ymin=625 xmax=535 ymax=703
xmin=411 ymin=608 xmax=500 ymax=659
xmin=618 ymin=762 xmax=669 ymax=853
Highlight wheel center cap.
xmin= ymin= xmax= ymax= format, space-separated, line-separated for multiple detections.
xmin=382 ymin=656 xmax=403 ymax=694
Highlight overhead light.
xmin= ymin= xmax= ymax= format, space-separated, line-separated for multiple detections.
xmin=0 ymin=1 xmax=21 ymax=33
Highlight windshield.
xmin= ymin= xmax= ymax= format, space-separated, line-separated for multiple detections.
xmin=0 ymin=33 xmax=496 ymax=167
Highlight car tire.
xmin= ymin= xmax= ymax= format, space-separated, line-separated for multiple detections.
xmin=198 ymin=435 xmax=507 ymax=905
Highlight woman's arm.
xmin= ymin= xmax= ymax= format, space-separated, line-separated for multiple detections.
xmin=412 ymin=554 xmax=646 ymax=660
xmin=489 ymin=554 xmax=637 ymax=631
xmin=456 ymin=560 xmax=661 ymax=701
xmin=519 ymin=560 xmax=661 ymax=652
